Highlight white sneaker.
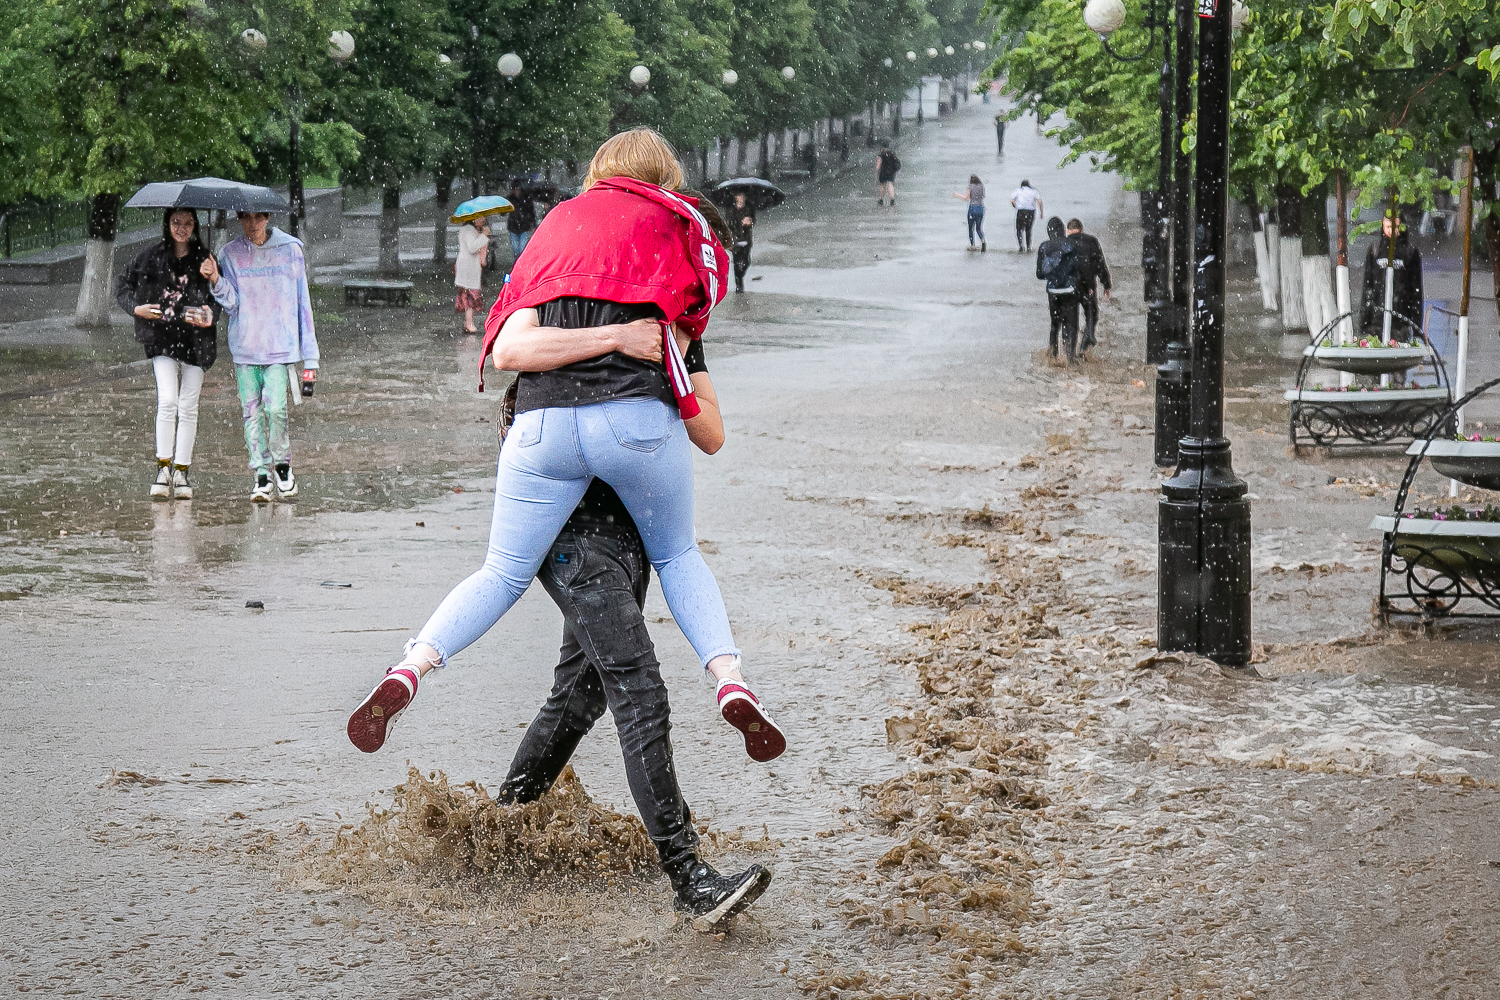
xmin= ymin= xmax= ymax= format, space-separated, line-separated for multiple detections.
xmin=171 ymin=466 xmax=193 ymax=500
xmin=273 ymin=464 xmax=298 ymax=498
xmin=150 ymin=465 xmax=171 ymax=499
xmin=251 ymin=472 xmax=273 ymax=503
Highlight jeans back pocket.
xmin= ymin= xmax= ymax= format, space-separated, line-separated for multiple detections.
xmin=603 ymin=399 xmax=670 ymax=453
xmin=513 ymin=408 xmax=544 ymax=447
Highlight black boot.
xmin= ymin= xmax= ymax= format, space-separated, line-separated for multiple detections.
xmin=666 ymin=857 xmax=772 ymax=931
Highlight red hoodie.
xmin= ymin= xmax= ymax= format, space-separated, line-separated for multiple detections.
xmin=480 ymin=177 xmax=730 ymax=418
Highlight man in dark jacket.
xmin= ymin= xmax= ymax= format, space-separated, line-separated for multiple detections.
xmin=1360 ymin=211 xmax=1423 ymax=340
xmin=504 ymin=177 xmax=560 ymax=263
xmin=1036 ymin=216 xmax=1081 ymax=364
xmin=1065 ymin=219 xmax=1111 ymax=353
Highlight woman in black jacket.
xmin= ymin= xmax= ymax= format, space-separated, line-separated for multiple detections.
xmin=115 ymin=209 xmax=220 ymax=499
xmin=1035 ymin=216 xmax=1081 ymax=365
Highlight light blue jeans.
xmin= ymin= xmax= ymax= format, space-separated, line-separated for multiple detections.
xmin=415 ymin=397 xmax=739 ymax=668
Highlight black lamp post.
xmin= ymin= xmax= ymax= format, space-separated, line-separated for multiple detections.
xmin=1157 ymin=0 xmax=1251 ymax=666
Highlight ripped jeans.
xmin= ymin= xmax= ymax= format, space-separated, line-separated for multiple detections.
xmin=414 ymin=398 xmax=739 ymax=668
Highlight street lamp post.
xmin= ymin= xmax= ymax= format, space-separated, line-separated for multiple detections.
xmin=1157 ymin=0 xmax=1251 ymax=666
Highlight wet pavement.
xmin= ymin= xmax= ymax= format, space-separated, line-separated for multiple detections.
xmin=6 ymin=98 xmax=1500 ymax=998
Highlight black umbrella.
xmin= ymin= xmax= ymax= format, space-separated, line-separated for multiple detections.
xmin=125 ymin=177 xmax=290 ymax=213
xmin=711 ymin=177 xmax=785 ymax=211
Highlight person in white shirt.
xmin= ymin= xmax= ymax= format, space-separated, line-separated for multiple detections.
xmin=1009 ymin=180 xmax=1043 ymax=253
xmin=455 ymin=219 xmax=490 ymax=333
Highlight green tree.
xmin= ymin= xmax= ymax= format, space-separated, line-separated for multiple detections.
xmin=0 ymin=1 xmax=57 ymax=208
xmin=336 ymin=0 xmax=453 ymax=273
xmin=32 ymin=0 xmax=264 ymax=325
xmin=611 ymin=0 xmax=735 ymax=162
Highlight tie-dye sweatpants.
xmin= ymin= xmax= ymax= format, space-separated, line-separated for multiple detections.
xmin=234 ymin=364 xmax=291 ymax=473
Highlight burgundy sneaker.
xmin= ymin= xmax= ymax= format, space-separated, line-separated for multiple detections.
xmin=347 ymin=666 xmax=419 ymax=753
xmin=716 ymin=679 xmax=786 ymax=762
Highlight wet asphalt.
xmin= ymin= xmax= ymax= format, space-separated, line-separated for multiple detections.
xmin=5 ymin=96 xmax=1500 ymax=997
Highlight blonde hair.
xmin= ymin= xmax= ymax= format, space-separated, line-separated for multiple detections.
xmin=583 ymin=128 xmax=684 ymax=192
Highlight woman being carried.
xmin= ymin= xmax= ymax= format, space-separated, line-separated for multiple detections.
xmin=348 ymin=129 xmax=785 ymax=762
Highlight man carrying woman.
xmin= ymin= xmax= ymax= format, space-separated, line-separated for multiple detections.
xmin=491 ymin=337 xmax=770 ymax=928
xmin=347 ymin=127 xmax=782 ymax=926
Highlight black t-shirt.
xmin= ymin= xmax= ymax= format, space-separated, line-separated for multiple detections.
xmin=558 ymin=332 xmax=708 ymax=538
xmin=515 ymin=297 xmax=705 ymax=413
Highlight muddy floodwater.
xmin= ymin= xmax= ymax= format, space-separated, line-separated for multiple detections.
xmin=5 ymin=100 xmax=1500 ymax=998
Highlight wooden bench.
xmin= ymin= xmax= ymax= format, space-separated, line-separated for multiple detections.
xmin=343 ymin=278 xmax=413 ymax=307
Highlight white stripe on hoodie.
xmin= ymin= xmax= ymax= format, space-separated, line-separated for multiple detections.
xmin=210 ymin=228 xmax=320 ymax=369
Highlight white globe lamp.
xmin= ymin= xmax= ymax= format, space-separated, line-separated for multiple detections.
xmin=1231 ymin=0 xmax=1250 ymax=28
xmin=974 ymin=40 xmax=987 ymax=51
xmin=944 ymin=45 xmax=955 ymax=55
xmin=629 ymin=64 xmax=651 ymax=86
xmin=1083 ymin=0 xmax=1128 ymax=37
xmin=241 ymin=28 xmax=267 ymax=50
xmin=926 ymin=47 xmax=938 ymax=58
xmin=906 ymin=51 xmax=917 ymax=62
xmin=497 ymin=52 xmax=523 ymax=78
xmin=438 ymin=53 xmax=451 ymax=66
xmin=327 ymin=30 xmax=354 ymax=62
xmin=721 ymin=68 xmax=738 ymax=86
xmin=781 ymin=65 xmax=795 ymax=80
xmin=882 ymin=56 xmax=893 ymax=67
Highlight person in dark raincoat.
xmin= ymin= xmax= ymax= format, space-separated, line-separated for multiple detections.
xmin=1360 ymin=211 xmax=1423 ymax=341
xmin=115 ymin=209 xmax=220 ymax=500
xmin=1036 ymin=216 xmax=1081 ymax=365
xmin=726 ymin=192 xmax=756 ymax=292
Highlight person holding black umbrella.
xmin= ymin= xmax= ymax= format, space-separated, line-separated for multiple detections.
xmin=115 ymin=209 xmax=220 ymax=500
xmin=727 ymin=192 xmax=755 ymax=292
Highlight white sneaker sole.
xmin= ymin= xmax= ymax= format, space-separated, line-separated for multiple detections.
xmin=689 ymin=868 xmax=773 ymax=932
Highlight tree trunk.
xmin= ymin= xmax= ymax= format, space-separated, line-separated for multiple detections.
xmin=1276 ymin=185 xmax=1306 ymax=331
xmin=379 ymin=185 xmax=402 ymax=275
xmin=75 ymin=193 xmax=120 ymax=327
xmin=1477 ymin=146 xmax=1500 ymax=327
xmin=1246 ymin=189 xmax=1276 ymax=312
xmin=1300 ymin=186 xmax=1336 ymax=338
xmin=758 ymin=134 xmax=770 ymax=180
xmin=1264 ymin=198 xmax=1281 ymax=309
xmin=433 ymin=174 xmax=453 ymax=264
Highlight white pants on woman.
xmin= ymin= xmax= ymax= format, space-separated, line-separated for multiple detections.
xmin=153 ymin=355 xmax=206 ymax=466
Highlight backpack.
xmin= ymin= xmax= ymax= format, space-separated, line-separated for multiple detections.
xmin=1038 ymin=240 xmax=1077 ymax=291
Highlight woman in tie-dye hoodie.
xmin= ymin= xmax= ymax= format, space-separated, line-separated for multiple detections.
xmin=203 ymin=211 xmax=319 ymax=503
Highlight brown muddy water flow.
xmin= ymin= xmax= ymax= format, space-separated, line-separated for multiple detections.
xmin=6 ymin=99 xmax=1500 ymax=998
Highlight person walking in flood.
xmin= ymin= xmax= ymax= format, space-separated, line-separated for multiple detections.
xmin=953 ymin=175 xmax=986 ymax=252
xmin=876 ymin=147 xmax=901 ymax=205
xmin=347 ymin=128 xmax=784 ymax=771
xmin=490 ymin=322 xmax=771 ymax=930
xmin=1360 ymin=210 xmax=1424 ymax=339
xmin=1036 ymin=217 xmax=1081 ymax=365
xmin=455 ymin=218 xmax=489 ymax=334
xmin=727 ymin=191 xmax=755 ymax=292
xmin=116 ymin=209 xmax=220 ymax=500
xmin=1065 ymin=218 xmax=1111 ymax=353
xmin=1010 ymin=179 xmax=1043 ymax=252
xmin=201 ymin=210 xmax=319 ymax=503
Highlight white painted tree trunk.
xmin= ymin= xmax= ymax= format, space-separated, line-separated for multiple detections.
xmin=1300 ymin=253 xmax=1336 ymax=338
xmin=1278 ymin=235 xmax=1306 ymax=331
xmin=75 ymin=238 xmax=115 ymax=327
xmin=1252 ymin=229 xmax=1277 ymax=311
xmin=1264 ymin=221 xmax=1281 ymax=302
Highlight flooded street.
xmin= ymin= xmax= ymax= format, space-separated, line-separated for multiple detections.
xmin=6 ymin=98 xmax=1500 ymax=998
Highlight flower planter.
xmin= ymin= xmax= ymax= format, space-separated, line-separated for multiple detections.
xmin=1304 ymin=344 xmax=1429 ymax=377
xmin=1372 ymin=515 xmax=1500 ymax=579
xmin=1283 ymin=386 xmax=1448 ymax=409
xmin=1405 ymin=440 xmax=1500 ymax=491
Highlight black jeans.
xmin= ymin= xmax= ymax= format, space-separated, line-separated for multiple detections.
xmin=732 ymin=241 xmax=752 ymax=292
xmin=1015 ymin=209 xmax=1036 ymax=251
xmin=496 ymin=526 xmax=699 ymax=878
xmin=1047 ymin=291 xmax=1079 ymax=362
xmin=1079 ymin=287 xmax=1098 ymax=349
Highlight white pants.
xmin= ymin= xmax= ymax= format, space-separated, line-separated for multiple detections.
xmin=153 ymin=355 xmax=206 ymax=466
